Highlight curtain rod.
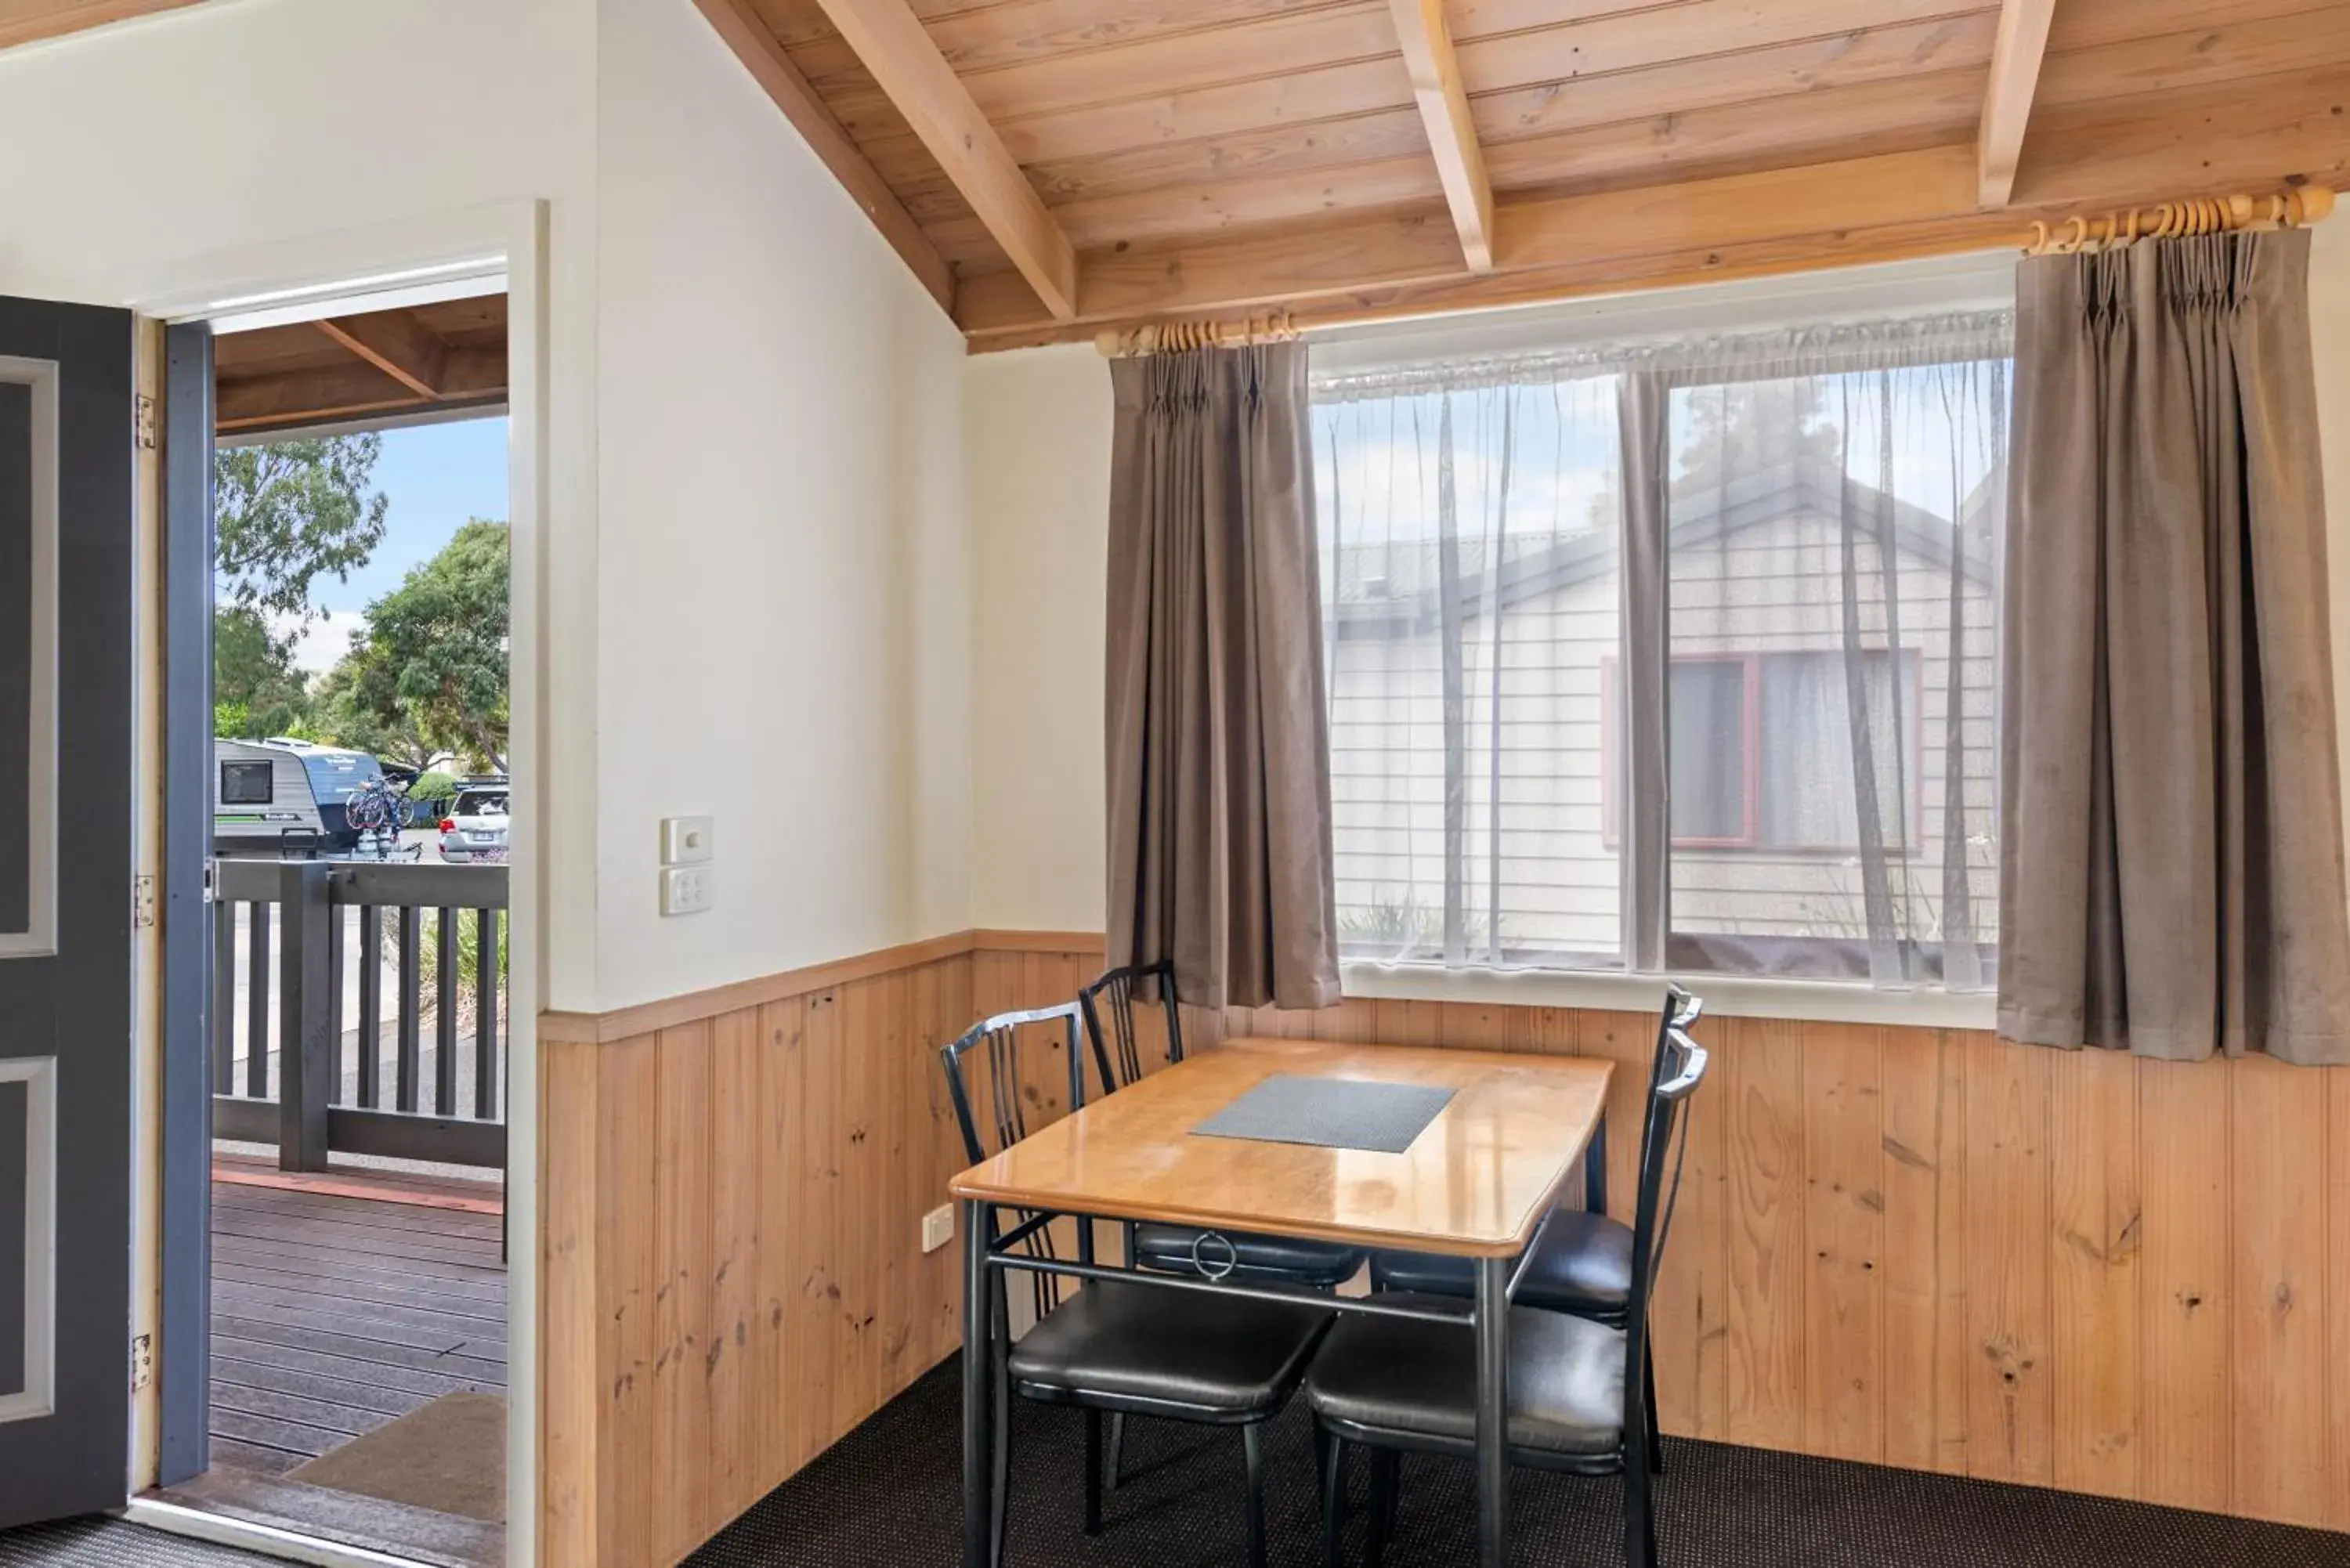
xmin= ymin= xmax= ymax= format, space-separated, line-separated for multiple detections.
xmin=2023 ymin=184 xmax=2334 ymax=255
xmin=1094 ymin=309 xmax=1301 ymax=359
xmin=1092 ymin=185 xmax=2332 ymax=356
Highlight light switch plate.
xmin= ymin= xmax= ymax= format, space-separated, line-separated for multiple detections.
xmin=660 ymin=815 xmax=715 ymax=865
xmin=920 ymin=1205 xmax=955 ymax=1254
xmin=660 ymin=865 xmax=713 ymax=916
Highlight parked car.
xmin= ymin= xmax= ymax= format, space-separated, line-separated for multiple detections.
xmin=437 ymin=786 xmax=511 ymax=862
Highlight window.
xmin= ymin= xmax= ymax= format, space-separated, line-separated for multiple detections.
xmin=1314 ymin=309 xmax=2007 ymax=992
xmin=220 ymin=760 xmax=274 ymax=805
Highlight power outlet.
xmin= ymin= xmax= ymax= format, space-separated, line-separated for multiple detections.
xmin=660 ymin=865 xmax=714 ymax=916
xmin=920 ymin=1204 xmax=955 ymax=1254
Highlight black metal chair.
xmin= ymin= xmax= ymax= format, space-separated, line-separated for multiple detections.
xmin=942 ymin=1001 xmax=1334 ymax=1568
xmin=1303 ymin=1015 xmax=1711 ymax=1568
xmin=1365 ymin=985 xmax=1701 ymax=1470
xmin=1079 ymin=960 xmax=1368 ymax=1288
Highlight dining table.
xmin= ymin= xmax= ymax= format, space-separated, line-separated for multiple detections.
xmin=948 ymin=1034 xmax=1618 ymax=1568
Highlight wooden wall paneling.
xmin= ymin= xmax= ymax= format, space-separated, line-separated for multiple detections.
xmin=1877 ymin=1028 xmax=1969 ymax=1476
xmin=2134 ymin=1055 xmax=2233 ymax=1516
xmin=874 ymin=972 xmax=914 ymax=1395
xmin=752 ymin=995 xmax=808 ymax=1489
xmin=1961 ymin=1038 xmax=2053 ymax=1485
xmin=597 ymin=1034 xmax=660 ymax=1568
xmin=2328 ymin=1065 xmax=2350 ymax=1530
xmin=1723 ymin=1017 xmax=1808 ymax=1450
xmin=2227 ymin=1054 xmax=2334 ymax=1526
xmin=705 ymin=1008 xmax=763 ymax=1526
xmin=2047 ymin=1046 xmax=2142 ymax=1499
xmin=1650 ymin=1014 xmax=1730 ymax=1440
xmin=653 ymin=1022 xmax=715 ymax=1565
xmin=539 ymin=1039 xmax=600 ymax=1561
xmin=1801 ymin=1024 xmax=1885 ymax=1464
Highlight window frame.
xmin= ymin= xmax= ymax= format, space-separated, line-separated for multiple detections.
xmin=1600 ymin=648 xmax=1927 ymax=857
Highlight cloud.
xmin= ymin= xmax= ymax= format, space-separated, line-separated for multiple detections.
xmin=278 ymin=610 xmax=367 ymax=675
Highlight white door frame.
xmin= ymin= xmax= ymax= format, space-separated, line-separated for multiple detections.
xmin=120 ymin=198 xmax=550 ymax=1568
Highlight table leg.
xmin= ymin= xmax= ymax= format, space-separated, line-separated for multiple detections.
xmin=1475 ymin=1253 xmax=1509 ymax=1568
xmin=1584 ymin=1111 xmax=1608 ymax=1215
xmin=962 ymin=1198 xmax=992 ymax=1568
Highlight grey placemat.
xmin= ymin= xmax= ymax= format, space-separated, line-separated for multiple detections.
xmin=1191 ymin=1074 xmax=1456 ymax=1154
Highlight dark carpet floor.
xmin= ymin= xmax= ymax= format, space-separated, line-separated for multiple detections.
xmin=692 ymin=1357 xmax=2350 ymax=1568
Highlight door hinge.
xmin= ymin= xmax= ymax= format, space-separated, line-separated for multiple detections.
xmin=135 ymin=393 xmax=157 ymax=450
xmin=133 ymin=873 xmax=157 ymax=930
xmin=130 ymin=1332 xmax=153 ymax=1393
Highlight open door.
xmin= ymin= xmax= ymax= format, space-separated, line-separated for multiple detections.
xmin=0 ymin=298 xmax=138 ymax=1526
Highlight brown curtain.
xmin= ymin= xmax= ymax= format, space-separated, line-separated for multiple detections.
xmin=1104 ymin=341 xmax=1341 ymax=1010
xmin=2001 ymin=229 xmax=2350 ymax=1064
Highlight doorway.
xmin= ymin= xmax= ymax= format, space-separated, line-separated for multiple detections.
xmin=150 ymin=288 xmax=515 ymax=1568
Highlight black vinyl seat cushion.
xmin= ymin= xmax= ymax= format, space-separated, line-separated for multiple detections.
xmin=1133 ymin=1223 xmax=1366 ymax=1288
xmin=1007 ymin=1281 xmax=1335 ymax=1416
xmin=1304 ymin=1293 xmax=1628 ymax=1459
xmin=1371 ymin=1208 xmax=1633 ymax=1322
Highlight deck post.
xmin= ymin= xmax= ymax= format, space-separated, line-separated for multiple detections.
xmin=276 ymin=861 xmax=334 ymax=1171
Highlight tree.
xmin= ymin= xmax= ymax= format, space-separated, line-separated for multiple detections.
xmin=333 ymin=519 xmax=510 ymax=771
xmin=212 ymin=605 xmax=312 ymax=739
xmin=215 ymin=436 xmax=391 ymax=631
xmin=310 ymin=658 xmax=432 ymax=769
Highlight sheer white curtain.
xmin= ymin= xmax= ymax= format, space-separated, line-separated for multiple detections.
xmin=1314 ymin=311 xmax=2010 ymax=990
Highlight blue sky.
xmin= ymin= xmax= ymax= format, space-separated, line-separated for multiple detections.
xmin=282 ymin=414 xmax=508 ymax=672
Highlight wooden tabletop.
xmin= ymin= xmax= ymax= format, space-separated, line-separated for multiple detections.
xmin=949 ymin=1037 xmax=1614 ymax=1258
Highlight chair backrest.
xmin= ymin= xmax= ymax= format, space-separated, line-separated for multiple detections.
xmin=1622 ymin=1009 xmax=1709 ymax=1467
xmin=1076 ymin=959 xmax=1184 ymax=1099
xmin=939 ymin=1001 xmax=1090 ymax=1320
xmin=939 ymin=1001 xmax=1090 ymax=1168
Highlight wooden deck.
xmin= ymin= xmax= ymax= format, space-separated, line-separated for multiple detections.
xmin=207 ymin=1169 xmax=506 ymax=1476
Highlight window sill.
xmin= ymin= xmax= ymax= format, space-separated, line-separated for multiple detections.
xmin=1339 ymin=959 xmax=1998 ymax=1032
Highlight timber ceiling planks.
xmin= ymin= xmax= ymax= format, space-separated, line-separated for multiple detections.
xmin=722 ymin=0 xmax=2350 ymax=345
xmin=213 ymin=295 xmax=508 ymax=438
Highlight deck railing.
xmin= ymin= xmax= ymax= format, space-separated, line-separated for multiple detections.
xmin=211 ymin=858 xmax=507 ymax=1170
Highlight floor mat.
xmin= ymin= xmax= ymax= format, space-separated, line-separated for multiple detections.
xmin=287 ymin=1390 xmax=507 ymax=1524
xmin=0 ymin=1519 xmax=273 ymax=1566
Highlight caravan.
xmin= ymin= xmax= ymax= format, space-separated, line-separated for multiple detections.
xmin=212 ymin=737 xmax=394 ymax=855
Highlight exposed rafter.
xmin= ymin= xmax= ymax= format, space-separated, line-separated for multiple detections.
xmin=1978 ymin=0 xmax=2058 ymax=207
xmin=804 ymin=0 xmax=1079 ymax=320
xmin=1386 ymin=0 xmax=1494 ymax=272
xmin=693 ymin=0 xmax=954 ymax=314
xmin=313 ymin=311 xmax=449 ymax=400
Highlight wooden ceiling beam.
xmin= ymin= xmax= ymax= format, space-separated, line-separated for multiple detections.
xmin=956 ymin=62 xmax=2350 ymax=349
xmin=313 ymin=310 xmax=450 ymax=400
xmin=802 ymin=0 xmax=1078 ymax=320
xmin=1978 ymin=0 xmax=2057 ymax=206
xmin=1386 ymin=0 xmax=1494 ymax=272
xmin=0 ymin=0 xmax=204 ymax=51
xmin=692 ymin=0 xmax=955 ymax=314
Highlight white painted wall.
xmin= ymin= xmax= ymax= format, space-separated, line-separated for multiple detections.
xmin=967 ymin=345 xmax=1111 ymax=932
xmin=589 ymin=0 xmax=970 ymax=1008
xmin=967 ymin=239 xmax=2350 ymax=941
xmin=0 ymin=0 xmax=605 ymax=1010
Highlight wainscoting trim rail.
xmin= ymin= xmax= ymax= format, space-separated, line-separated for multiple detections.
xmin=537 ymin=929 xmax=1108 ymax=1043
